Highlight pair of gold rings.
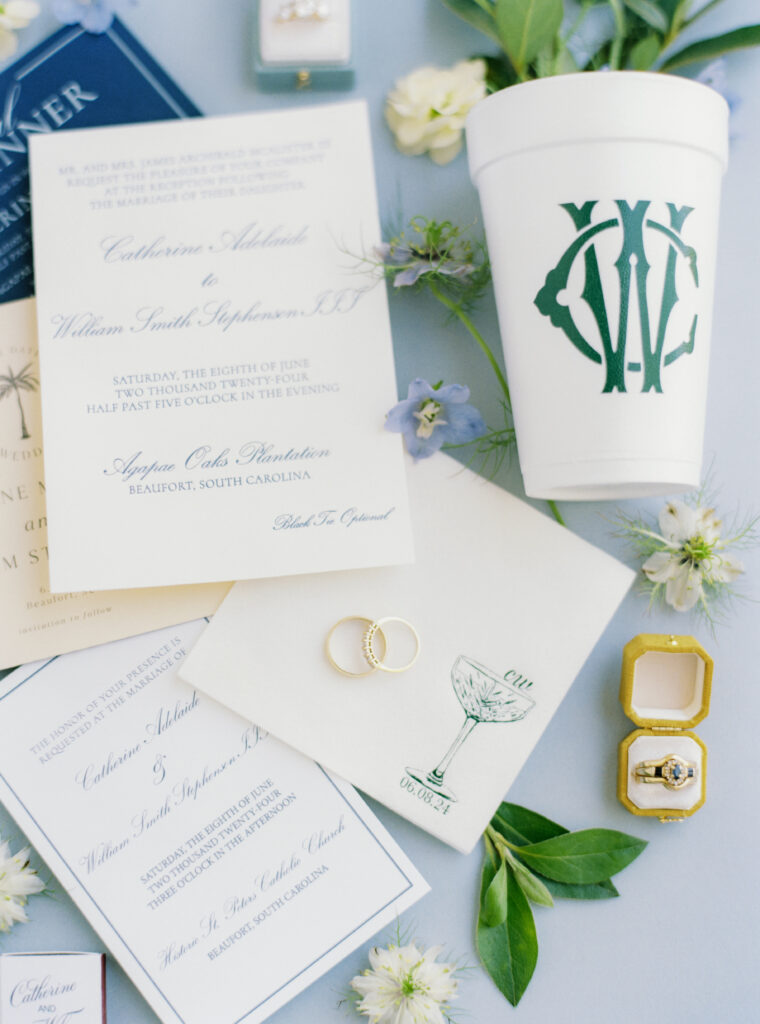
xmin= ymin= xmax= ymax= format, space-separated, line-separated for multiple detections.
xmin=325 ymin=616 xmax=420 ymax=677
xmin=634 ymin=754 xmax=696 ymax=791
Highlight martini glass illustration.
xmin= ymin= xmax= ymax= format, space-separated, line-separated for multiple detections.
xmin=406 ymin=656 xmax=535 ymax=802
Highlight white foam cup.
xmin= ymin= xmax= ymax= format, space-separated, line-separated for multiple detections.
xmin=466 ymin=72 xmax=729 ymax=500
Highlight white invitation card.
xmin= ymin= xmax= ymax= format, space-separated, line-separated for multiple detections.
xmin=0 ymin=621 xmax=427 ymax=1024
xmin=0 ymin=952 xmax=105 ymax=1024
xmin=180 ymin=455 xmax=636 ymax=853
xmin=29 ymin=101 xmax=412 ymax=592
xmin=0 ymin=297 xmax=230 ymax=669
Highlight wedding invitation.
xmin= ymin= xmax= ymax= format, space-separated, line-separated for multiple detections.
xmin=180 ymin=455 xmax=636 ymax=853
xmin=29 ymin=101 xmax=413 ymax=592
xmin=0 ymin=621 xmax=427 ymax=1024
xmin=0 ymin=18 xmax=200 ymax=304
xmin=0 ymin=297 xmax=229 ymax=670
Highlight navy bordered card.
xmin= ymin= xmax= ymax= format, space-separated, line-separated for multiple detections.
xmin=0 ymin=18 xmax=200 ymax=304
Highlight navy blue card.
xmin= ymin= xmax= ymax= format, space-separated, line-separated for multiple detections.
xmin=0 ymin=18 xmax=200 ymax=303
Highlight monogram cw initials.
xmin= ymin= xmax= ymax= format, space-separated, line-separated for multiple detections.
xmin=535 ymin=200 xmax=699 ymax=395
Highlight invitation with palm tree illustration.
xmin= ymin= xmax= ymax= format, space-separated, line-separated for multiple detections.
xmin=28 ymin=101 xmax=413 ymax=593
xmin=0 ymin=298 xmax=230 ymax=670
xmin=179 ymin=454 xmax=635 ymax=853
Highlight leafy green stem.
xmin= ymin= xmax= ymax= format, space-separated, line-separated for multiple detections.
xmin=427 ymin=281 xmax=565 ymax=526
xmin=608 ymin=0 xmax=627 ymax=69
xmin=547 ymin=500 xmax=566 ymax=526
xmin=485 ymin=823 xmax=520 ymax=854
xmin=428 ymin=280 xmax=511 ymax=405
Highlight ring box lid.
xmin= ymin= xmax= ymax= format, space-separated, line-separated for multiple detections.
xmin=620 ymin=634 xmax=713 ymax=729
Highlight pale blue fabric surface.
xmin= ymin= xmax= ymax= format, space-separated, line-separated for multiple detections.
xmin=2 ymin=2 xmax=758 ymax=1022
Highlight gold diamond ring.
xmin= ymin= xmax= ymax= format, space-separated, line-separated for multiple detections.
xmin=325 ymin=616 xmax=387 ymax=677
xmin=362 ymin=617 xmax=420 ymax=674
xmin=634 ymin=754 xmax=696 ymax=790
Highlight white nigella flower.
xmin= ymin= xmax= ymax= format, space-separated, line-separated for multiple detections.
xmin=0 ymin=1 xmax=39 ymax=60
xmin=385 ymin=60 xmax=487 ymax=165
xmin=641 ymin=499 xmax=744 ymax=612
xmin=351 ymin=942 xmax=458 ymax=1024
xmin=0 ymin=838 xmax=45 ymax=933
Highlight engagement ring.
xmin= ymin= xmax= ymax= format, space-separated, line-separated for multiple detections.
xmin=634 ymin=754 xmax=696 ymax=790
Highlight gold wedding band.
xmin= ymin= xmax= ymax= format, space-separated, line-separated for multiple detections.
xmin=362 ymin=617 xmax=420 ymax=674
xmin=325 ymin=616 xmax=387 ymax=677
xmin=634 ymin=754 xmax=696 ymax=791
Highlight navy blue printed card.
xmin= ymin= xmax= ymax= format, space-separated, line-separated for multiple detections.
xmin=0 ymin=18 xmax=199 ymax=303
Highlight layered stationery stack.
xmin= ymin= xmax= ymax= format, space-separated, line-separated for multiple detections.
xmin=0 ymin=17 xmax=635 ymax=1024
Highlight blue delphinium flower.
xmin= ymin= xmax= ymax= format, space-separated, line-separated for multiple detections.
xmin=52 ymin=0 xmax=115 ymax=33
xmin=385 ymin=378 xmax=486 ymax=460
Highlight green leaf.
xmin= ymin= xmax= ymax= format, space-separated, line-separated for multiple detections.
xmin=477 ymin=862 xmax=538 ymax=1007
xmin=482 ymin=858 xmax=509 ymax=926
xmin=629 ymin=33 xmax=662 ymax=68
xmin=493 ymin=0 xmax=564 ymax=77
xmin=505 ymin=849 xmax=554 ymax=907
xmin=542 ymin=876 xmax=620 ymax=901
xmin=516 ymin=829 xmax=647 ymax=884
xmin=490 ymin=802 xmax=568 ymax=847
xmin=479 ymin=53 xmax=520 ymax=91
xmin=624 ymin=0 xmax=669 ymax=33
xmin=661 ymin=24 xmax=760 ymax=70
xmin=438 ymin=0 xmax=502 ymax=45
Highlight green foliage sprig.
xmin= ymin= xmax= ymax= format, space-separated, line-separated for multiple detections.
xmin=439 ymin=0 xmax=760 ymax=85
xmin=478 ymin=802 xmax=646 ymax=1005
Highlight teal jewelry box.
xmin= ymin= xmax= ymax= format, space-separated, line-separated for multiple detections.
xmin=254 ymin=0 xmax=355 ymax=91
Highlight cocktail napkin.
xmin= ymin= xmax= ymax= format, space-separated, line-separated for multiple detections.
xmin=180 ymin=455 xmax=634 ymax=852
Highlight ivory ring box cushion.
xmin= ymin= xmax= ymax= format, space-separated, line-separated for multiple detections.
xmin=179 ymin=453 xmax=636 ymax=853
xmin=617 ymin=634 xmax=713 ymax=822
xmin=0 ymin=952 xmax=106 ymax=1024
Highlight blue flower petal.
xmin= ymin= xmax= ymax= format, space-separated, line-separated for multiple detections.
xmin=403 ymin=424 xmax=447 ymax=460
xmin=439 ymin=402 xmax=487 ymax=445
xmin=82 ymin=3 xmax=115 ymax=33
xmin=438 ymin=261 xmax=474 ymax=279
xmin=434 ymin=383 xmax=470 ymax=404
xmin=384 ymin=398 xmax=416 ymax=432
xmin=406 ymin=378 xmax=435 ymax=403
xmin=393 ymin=262 xmax=429 ymax=287
xmin=52 ymin=0 xmax=85 ymax=23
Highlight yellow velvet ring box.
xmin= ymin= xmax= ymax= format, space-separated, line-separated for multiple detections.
xmin=618 ymin=634 xmax=713 ymax=823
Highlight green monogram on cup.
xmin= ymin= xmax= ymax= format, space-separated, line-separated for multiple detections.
xmin=535 ymin=201 xmax=699 ymax=394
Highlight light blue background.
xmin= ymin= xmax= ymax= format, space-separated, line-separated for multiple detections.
xmin=2 ymin=2 xmax=758 ymax=1022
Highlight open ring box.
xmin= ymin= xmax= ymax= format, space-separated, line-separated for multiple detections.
xmin=254 ymin=0 xmax=355 ymax=91
xmin=617 ymin=634 xmax=713 ymax=823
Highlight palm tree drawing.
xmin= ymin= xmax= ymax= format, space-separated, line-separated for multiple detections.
xmin=0 ymin=363 xmax=39 ymax=441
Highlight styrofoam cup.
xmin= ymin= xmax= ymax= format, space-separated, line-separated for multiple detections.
xmin=466 ymin=72 xmax=729 ymax=500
